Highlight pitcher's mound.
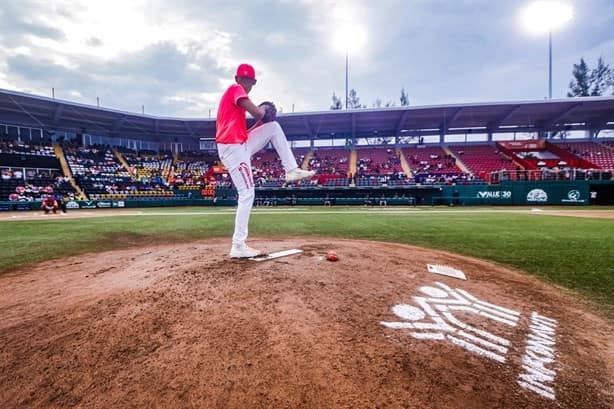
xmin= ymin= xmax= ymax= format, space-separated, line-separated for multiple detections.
xmin=1 ymin=238 xmax=612 ymax=408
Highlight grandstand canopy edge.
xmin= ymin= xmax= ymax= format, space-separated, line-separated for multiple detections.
xmin=0 ymin=88 xmax=613 ymax=146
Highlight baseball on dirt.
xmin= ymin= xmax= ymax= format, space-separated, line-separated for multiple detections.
xmin=326 ymin=250 xmax=339 ymax=262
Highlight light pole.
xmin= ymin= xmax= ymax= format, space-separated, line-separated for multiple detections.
xmin=522 ymin=1 xmax=573 ymax=99
xmin=345 ymin=51 xmax=349 ymax=109
xmin=548 ymin=28 xmax=552 ymax=99
xmin=333 ymin=25 xmax=365 ymax=109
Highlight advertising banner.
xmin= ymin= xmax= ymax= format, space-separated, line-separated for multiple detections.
xmin=442 ymin=181 xmax=591 ymax=206
xmin=80 ymin=201 xmax=97 ymax=209
xmin=508 ymin=182 xmax=590 ymax=205
xmin=498 ymin=140 xmax=546 ymax=151
xmin=16 ymin=203 xmax=31 ymax=211
xmin=66 ymin=200 xmax=80 ymax=209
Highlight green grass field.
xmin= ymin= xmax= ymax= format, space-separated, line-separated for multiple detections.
xmin=1 ymin=206 xmax=613 ymax=317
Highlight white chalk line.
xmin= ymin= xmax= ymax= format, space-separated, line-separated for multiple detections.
xmin=441 ymin=312 xmax=511 ymax=346
xmin=0 ymin=207 xmax=590 ymax=223
xmin=447 ymin=335 xmax=507 ymax=363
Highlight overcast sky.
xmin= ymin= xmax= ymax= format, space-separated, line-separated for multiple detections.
xmin=0 ymin=0 xmax=612 ymax=118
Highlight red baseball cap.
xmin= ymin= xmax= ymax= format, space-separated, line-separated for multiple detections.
xmin=236 ymin=63 xmax=256 ymax=80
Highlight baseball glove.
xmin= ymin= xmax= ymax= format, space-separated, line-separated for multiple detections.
xmin=259 ymin=101 xmax=277 ymax=123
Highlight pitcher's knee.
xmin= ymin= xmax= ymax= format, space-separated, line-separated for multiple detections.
xmin=239 ymin=188 xmax=255 ymax=203
xmin=261 ymin=120 xmax=280 ymax=131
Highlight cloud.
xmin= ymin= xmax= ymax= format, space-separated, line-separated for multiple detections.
xmin=265 ymin=33 xmax=287 ymax=47
xmin=0 ymin=0 xmax=237 ymax=116
xmin=0 ymin=0 xmax=612 ymax=118
xmin=4 ymin=39 xmax=228 ymax=116
xmin=13 ymin=20 xmax=66 ymax=42
xmin=86 ymin=37 xmax=103 ymax=47
xmin=0 ymin=1 xmax=66 ymax=43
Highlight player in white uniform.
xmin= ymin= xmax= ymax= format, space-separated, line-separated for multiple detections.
xmin=215 ymin=63 xmax=315 ymax=258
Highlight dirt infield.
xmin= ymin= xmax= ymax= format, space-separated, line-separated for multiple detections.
xmin=1 ymin=238 xmax=612 ymax=408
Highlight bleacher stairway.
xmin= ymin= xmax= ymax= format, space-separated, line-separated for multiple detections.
xmin=54 ymin=145 xmax=87 ymax=199
xmin=301 ymin=150 xmax=314 ymax=170
xmin=113 ymin=149 xmax=135 ymax=177
xmin=443 ymin=146 xmax=472 ymax=176
xmin=396 ymin=148 xmax=413 ymax=178
xmin=349 ymin=150 xmax=357 ymax=176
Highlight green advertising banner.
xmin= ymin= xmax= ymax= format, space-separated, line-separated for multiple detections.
xmin=440 ymin=181 xmax=591 ymax=206
xmin=507 ymin=182 xmax=589 ymax=205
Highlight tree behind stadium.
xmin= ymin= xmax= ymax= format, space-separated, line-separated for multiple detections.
xmin=330 ymin=92 xmax=343 ymax=110
xmin=400 ymin=87 xmax=410 ymax=106
xmin=568 ymin=57 xmax=612 ymax=97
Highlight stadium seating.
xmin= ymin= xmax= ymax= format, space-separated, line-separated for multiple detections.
xmin=0 ymin=170 xmax=75 ymax=201
xmin=170 ymin=160 xmax=209 ymax=187
xmin=402 ymin=145 xmax=465 ymax=184
xmin=122 ymin=150 xmax=173 ymax=187
xmin=66 ymin=145 xmax=131 ymax=195
xmin=449 ymin=144 xmax=518 ymax=181
xmin=552 ymin=141 xmax=614 ymax=169
xmin=307 ymin=148 xmax=350 ymax=185
xmin=2 ymin=137 xmax=609 ymax=202
xmin=355 ymin=147 xmax=403 ymax=175
xmin=248 ymin=147 xmax=315 ymax=187
xmin=354 ymin=147 xmax=409 ymax=186
xmin=323 ymin=177 xmax=351 ymax=187
xmin=309 ymin=148 xmax=350 ymax=175
xmin=293 ymin=148 xmax=310 ymax=168
xmin=0 ymin=141 xmax=76 ymax=200
xmin=251 ymin=150 xmax=285 ymax=186
xmin=65 ymin=145 xmax=182 ymax=199
xmin=403 ymin=146 xmax=462 ymax=173
xmin=0 ymin=142 xmax=56 ymax=157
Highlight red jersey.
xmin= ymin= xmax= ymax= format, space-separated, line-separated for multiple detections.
xmin=215 ymin=84 xmax=249 ymax=144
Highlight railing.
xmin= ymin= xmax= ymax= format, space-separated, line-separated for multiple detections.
xmin=488 ymin=168 xmax=612 ymax=183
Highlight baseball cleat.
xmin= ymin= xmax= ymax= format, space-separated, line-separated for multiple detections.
xmin=229 ymin=243 xmax=261 ymax=258
xmin=285 ymin=168 xmax=315 ymax=182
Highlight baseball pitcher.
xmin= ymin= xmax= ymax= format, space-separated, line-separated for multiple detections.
xmin=216 ymin=63 xmax=315 ymax=258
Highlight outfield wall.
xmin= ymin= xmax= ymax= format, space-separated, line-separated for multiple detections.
xmin=1 ymin=180 xmax=612 ymax=210
xmin=439 ymin=181 xmax=592 ymax=206
xmin=0 ymin=198 xmax=219 ymax=211
xmin=252 ymin=180 xmax=601 ymax=206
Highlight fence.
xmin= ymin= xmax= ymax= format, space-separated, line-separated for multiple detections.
xmin=488 ymin=169 xmax=612 ymax=184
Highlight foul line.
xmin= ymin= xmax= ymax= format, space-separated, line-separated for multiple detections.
xmin=0 ymin=207 xmax=593 ymax=222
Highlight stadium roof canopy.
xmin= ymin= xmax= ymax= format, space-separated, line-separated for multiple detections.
xmin=1 ymin=88 xmax=613 ymax=143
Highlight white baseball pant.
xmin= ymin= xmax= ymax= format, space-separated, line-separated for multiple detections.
xmin=217 ymin=121 xmax=299 ymax=246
